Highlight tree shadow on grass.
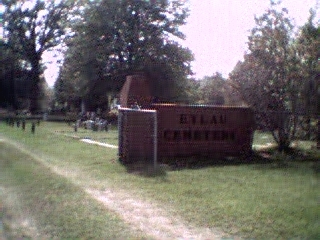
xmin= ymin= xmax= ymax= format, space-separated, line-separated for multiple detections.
xmin=119 ymin=158 xmax=168 ymax=179
xmin=158 ymin=151 xmax=270 ymax=170
xmin=159 ymin=147 xmax=320 ymax=172
xmin=119 ymin=147 xmax=319 ymax=177
xmin=252 ymin=147 xmax=320 ymax=175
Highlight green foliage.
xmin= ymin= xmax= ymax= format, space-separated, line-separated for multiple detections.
xmin=229 ymin=3 xmax=319 ymax=151
xmin=181 ymin=77 xmax=201 ymax=104
xmin=197 ymin=72 xmax=242 ymax=106
xmin=202 ymin=74 xmax=226 ymax=105
xmin=295 ymin=11 xmax=320 ymax=139
xmin=57 ymin=0 xmax=194 ymax=109
xmin=3 ymin=0 xmax=74 ymax=112
xmin=0 ymin=45 xmax=18 ymax=109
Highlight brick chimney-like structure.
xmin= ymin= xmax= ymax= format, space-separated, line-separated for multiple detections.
xmin=119 ymin=74 xmax=152 ymax=109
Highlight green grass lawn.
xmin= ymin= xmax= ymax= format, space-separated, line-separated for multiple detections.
xmin=42 ymin=121 xmax=119 ymax=146
xmin=0 ymin=121 xmax=319 ymax=239
xmin=0 ymin=142 xmax=144 ymax=239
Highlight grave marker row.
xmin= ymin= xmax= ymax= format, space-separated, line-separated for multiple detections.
xmin=5 ymin=117 xmax=38 ymax=134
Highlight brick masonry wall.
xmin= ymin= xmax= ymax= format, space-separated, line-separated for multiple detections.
xmin=119 ymin=109 xmax=156 ymax=163
xmin=119 ymin=75 xmax=152 ymax=109
xmin=118 ymin=75 xmax=255 ymax=163
xmin=153 ymin=104 xmax=255 ymax=158
xmin=119 ymin=104 xmax=255 ymax=163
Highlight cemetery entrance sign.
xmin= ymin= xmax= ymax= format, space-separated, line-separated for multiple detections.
xmin=153 ymin=104 xmax=254 ymax=158
xmin=118 ymin=74 xmax=255 ymax=163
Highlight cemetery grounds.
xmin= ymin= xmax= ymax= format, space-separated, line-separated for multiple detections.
xmin=0 ymin=121 xmax=319 ymax=239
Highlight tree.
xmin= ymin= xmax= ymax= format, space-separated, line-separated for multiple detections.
xmin=53 ymin=49 xmax=84 ymax=112
xmin=0 ymin=38 xmax=34 ymax=110
xmin=229 ymin=3 xmax=302 ymax=152
xmin=295 ymin=10 xmax=320 ymax=140
xmin=198 ymin=73 xmax=228 ymax=105
xmin=198 ymin=73 xmax=243 ymax=106
xmin=57 ymin=0 xmax=194 ymax=110
xmin=3 ymin=0 xmax=74 ymax=113
xmin=0 ymin=46 xmax=19 ymax=109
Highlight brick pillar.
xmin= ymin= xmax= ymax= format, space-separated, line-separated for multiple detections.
xmin=119 ymin=74 xmax=152 ymax=109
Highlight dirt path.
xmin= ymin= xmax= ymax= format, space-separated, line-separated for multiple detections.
xmin=0 ymin=137 xmax=226 ymax=240
xmin=86 ymin=188 xmax=224 ymax=240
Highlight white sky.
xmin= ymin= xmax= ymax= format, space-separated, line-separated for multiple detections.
xmin=44 ymin=0 xmax=319 ymax=86
xmin=181 ymin=0 xmax=319 ymax=79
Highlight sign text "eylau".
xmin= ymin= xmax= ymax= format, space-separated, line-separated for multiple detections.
xmin=179 ymin=114 xmax=227 ymax=125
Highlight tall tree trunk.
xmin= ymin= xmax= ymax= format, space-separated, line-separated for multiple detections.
xmin=272 ymin=111 xmax=292 ymax=152
xmin=29 ymin=77 xmax=41 ymax=114
xmin=29 ymin=60 xmax=42 ymax=114
xmin=276 ymin=128 xmax=291 ymax=152
xmin=317 ymin=117 xmax=320 ymax=149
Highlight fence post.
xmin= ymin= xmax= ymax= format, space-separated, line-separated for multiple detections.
xmin=317 ymin=116 xmax=320 ymax=149
xmin=118 ymin=109 xmax=123 ymax=159
xmin=153 ymin=111 xmax=157 ymax=168
xmin=31 ymin=122 xmax=35 ymax=134
xmin=22 ymin=120 xmax=26 ymax=131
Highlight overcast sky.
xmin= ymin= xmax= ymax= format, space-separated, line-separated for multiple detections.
xmin=44 ymin=0 xmax=319 ymax=86
xmin=180 ymin=0 xmax=319 ymax=79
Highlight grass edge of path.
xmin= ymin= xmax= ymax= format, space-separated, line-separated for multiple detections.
xmin=0 ymin=140 xmax=147 ymax=240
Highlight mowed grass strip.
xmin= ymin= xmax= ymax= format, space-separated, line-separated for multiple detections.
xmin=132 ymin=163 xmax=320 ymax=239
xmin=0 ymin=142 xmax=143 ymax=239
xmin=1 ymin=122 xmax=320 ymax=239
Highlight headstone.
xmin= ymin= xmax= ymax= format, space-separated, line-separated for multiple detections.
xmin=31 ymin=122 xmax=35 ymax=134
xmin=86 ymin=120 xmax=94 ymax=130
xmin=43 ymin=113 xmax=48 ymax=121
xmin=92 ymin=123 xmax=98 ymax=131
